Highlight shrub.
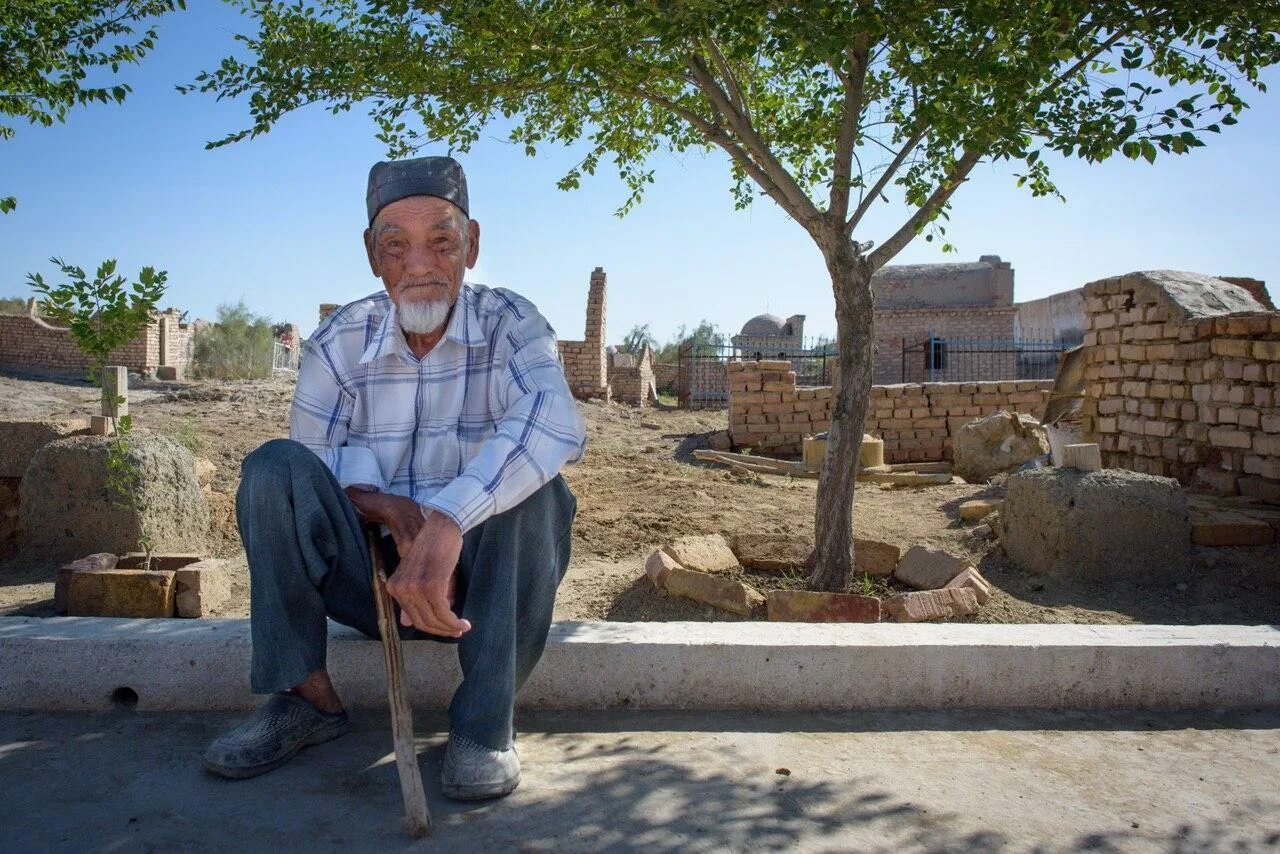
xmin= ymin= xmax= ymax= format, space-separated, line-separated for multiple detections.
xmin=193 ymin=300 xmax=276 ymax=379
xmin=0 ymin=295 xmax=27 ymax=314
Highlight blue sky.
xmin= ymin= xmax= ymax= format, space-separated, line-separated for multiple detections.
xmin=2 ymin=5 xmax=1277 ymax=343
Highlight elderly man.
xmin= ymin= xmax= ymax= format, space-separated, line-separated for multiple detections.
xmin=203 ymin=156 xmax=586 ymax=800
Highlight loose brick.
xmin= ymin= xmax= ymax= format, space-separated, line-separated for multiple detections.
xmin=944 ymin=566 xmax=993 ymax=605
xmin=645 ymin=549 xmax=680 ymax=589
xmin=765 ymin=590 xmax=881 ymax=623
xmin=884 ymin=588 xmax=980 ymax=622
xmin=662 ymin=534 xmax=739 ymax=573
xmin=174 ymin=559 xmax=232 ymax=618
xmin=854 ymin=538 xmax=901 ymax=577
xmin=958 ymin=498 xmax=1002 ymax=522
xmin=664 ymin=567 xmax=764 ymax=616
xmin=893 ymin=546 xmax=971 ymax=590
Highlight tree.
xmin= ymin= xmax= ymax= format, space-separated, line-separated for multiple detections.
xmin=189 ymin=1 xmax=1280 ymax=591
xmin=193 ymin=299 xmax=277 ymax=379
xmin=1 ymin=0 xmax=184 ymax=213
xmin=621 ymin=323 xmax=657 ymax=356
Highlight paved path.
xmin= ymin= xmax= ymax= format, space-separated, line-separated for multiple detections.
xmin=2 ymin=709 xmax=1278 ymax=851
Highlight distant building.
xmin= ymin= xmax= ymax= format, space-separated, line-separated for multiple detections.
xmin=732 ymin=312 xmax=806 ymax=359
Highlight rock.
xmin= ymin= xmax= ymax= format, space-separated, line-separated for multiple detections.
xmin=765 ymin=590 xmax=881 ymax=623
xmin=885 ymin=588 xmax=979 ymax=622
xmin=117 ymin=552 xmax=205 ymax=572
xmin=155 ymin=365 xmax=183 ymax=381
xmin=1191 ymin=512 xmax=1275 ymax=546
xmin=175 ymin=559 xmax=231 ymax=617
xmin=664 ymin=567 xmax=764 ymax=616
xmin=854 ymin=538 xmax=901 ymax=577
xmin=662 ymin=534 xmax=739 ymax=574
xmin=1061 ymin=443 xmax=1102 ymax=473
xmin=708 ymin=430 xmax=732 ymax=451
xmin=893 ymin=546 xmax=971 ymax=590
xmin=645 ymin=549 xmax=681 ymax=589
xmin=953 ymin=411 xmax=1049 ymax=484
xmin=19 ymin=435 xmax=210 ymax=562
xmin=53 ymin=552 xmax=118 ymax=614
xmin=0 ymin=418 xmax=90 ymax=478
xmin=731 ymin=533 xmax=813 ymax=571
xmin=1000 ymin=467 xmax=1190 ymax=582
xmin=958 ymin=498 xmax=1002 ymax=522
xmin=65 ymin=568 xmax=176 ymax=618
xmin=944 ymin=566 xmax=993 ymax=605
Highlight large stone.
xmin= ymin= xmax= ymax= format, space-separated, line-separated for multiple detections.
xmin=765 ymin=590 xmax=880 ymax=623
xmin=731 ymin=534 xmax=813 ymax=571
xmin=999 ymin=467 xmax=1190 ymax=582
xmin=175 ymin=559 xmax=232 ymax=618
xmin=662 ymin=534 xmax=739 ymax=574
xmin=644 ymin=549 xmax=680 ymax=589
xmin=953 ymin=411 xmax=1049 ymax=484
xmin=0 ymin=418 xmax=89 ymax=478
xmin=853 ymin=538 xmax=900 ymax=577
xmin=885 ymin=588 xmax=979 ymax=622
xmin=65 ymin=568 xmax=176 ymax=618
xmin=664 ymin=567 xmax=764 ymax=616
xmin=893 ymin=546 xmax=970 ymax=591
xmin=19 ymin=434 xmax=209 ymax=563
xmin=53 ymin=552 xmax=118 ymax=614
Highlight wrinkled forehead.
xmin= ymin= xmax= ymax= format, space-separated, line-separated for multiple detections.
xmin=370 ymin=196 xmax=468 ymax=236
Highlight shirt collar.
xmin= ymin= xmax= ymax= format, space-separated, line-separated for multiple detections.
xmin=358 ymin=284 xmax=485 ymax=365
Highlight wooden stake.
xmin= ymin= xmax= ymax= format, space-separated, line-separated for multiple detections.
xmin=366 ymin=525 xmax=431 ymax=838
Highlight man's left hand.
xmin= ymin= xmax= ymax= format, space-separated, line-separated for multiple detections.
xmin=385 ymin=509 xmax=471 ymax=638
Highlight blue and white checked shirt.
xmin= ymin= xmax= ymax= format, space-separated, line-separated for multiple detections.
xmin=290 ymin=283 xmax=587 ymax=534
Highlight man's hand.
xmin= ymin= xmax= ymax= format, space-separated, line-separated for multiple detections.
xmin=385 ymin=509 xmax=470 ymax=638
xmin=344 ymin=487 xmax=425 ymax=556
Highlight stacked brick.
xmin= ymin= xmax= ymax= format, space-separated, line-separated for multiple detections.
xmin=556 ymin=266 xmax=610 ymax=399
xmin=1078 ymin=271 xmax=1280 ymax=495
xmin=727 ymin=359 xmax=1051 ymax=462
xmin=866 ymin=381 xmax=1051 ymax=463
xmin=652 ymin=362 xmax=679 ymax=395
xmin=728 ymin=360 xmax=834 ymax=455
xmin=873 ymin=306 xmax=1018 ymax=384
xmin=611 ymin=345 xmax=657 ymax=406
xmin=0 ymin=314 xmax=159 ymax=375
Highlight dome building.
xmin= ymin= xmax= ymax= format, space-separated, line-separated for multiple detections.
xmin=732 ymin=312 xmax=806 ymax=359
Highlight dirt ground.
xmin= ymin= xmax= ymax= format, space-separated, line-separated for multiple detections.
xmin=2 ymin=369 xmax=1278 ymax=624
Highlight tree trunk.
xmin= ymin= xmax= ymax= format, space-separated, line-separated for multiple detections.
xmin=808 ymin=237 xmax=875 ymax=592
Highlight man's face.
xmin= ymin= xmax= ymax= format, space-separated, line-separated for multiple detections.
xmin=363 ymin=196 xmax=481 ymax=332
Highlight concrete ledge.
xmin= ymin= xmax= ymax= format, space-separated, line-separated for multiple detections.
xmin=1 ymin=617 xmax=1277 ymax=711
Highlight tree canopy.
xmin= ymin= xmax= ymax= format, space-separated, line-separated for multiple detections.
xmin=1 ymin=0 xmax=184 ymax=213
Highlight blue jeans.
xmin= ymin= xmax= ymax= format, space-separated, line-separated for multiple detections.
xmin=236 ymin=439 xmax=575 ymax=751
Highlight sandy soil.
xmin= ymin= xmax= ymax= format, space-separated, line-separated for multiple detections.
xmin=2 ymin=369 xmax=1278 ymax=624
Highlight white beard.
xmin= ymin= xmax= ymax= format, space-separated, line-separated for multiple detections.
xmin=398 ymin=299 xmax=452 ymax=335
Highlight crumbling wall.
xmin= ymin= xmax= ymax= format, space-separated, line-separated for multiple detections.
xmin=611 ymin=345 xmax=657 ymax=406
xmin=0 ymin=312 xmax=157 ymax=374
xmin=728 ymin=359 xmax=1050 ymax=461
xmin=1079 ymin=271 xmax=1280 ymax=495
xmin=556 ymin=267 xmax=609 ymax=399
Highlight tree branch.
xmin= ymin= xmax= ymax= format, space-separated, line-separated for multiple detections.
xmin=705 ymin=36 xmax=750 ymax=124
xmin=868 ymin=148 xmax=982 ymax=270
xmin=686 ymin=52 xmax=822 ymax=226
xmin=847 ymin=128 xmax=924 ymax=234
xmin=828 ymin=37 xmax=870 ymax=224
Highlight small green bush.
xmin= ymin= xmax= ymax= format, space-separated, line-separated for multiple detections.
xmin=193 ymin=300 xmax=276 ymax=379
xmin=0 ymin=295 xmax=28 ymax=314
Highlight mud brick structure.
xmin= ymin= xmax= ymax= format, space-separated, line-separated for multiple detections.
xmin=728 ymin=359 xmax=1051 ymax=462
xmin=557 ymin=267 xmax=609 ymax=400
xmin=0 ymin=301 xmax=195 ymax=377
xmin=871 ymin=255 xmax=1018 ymax=383
xmin=732 ymin=313 xmax=806 ymax=360
xmin=1078 ymin=271 xmax=1280 ymax=495
xmin=608 ymin=345 xmax=657 ymax=406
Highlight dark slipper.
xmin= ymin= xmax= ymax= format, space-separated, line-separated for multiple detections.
xmin=203 ymin=692 xmax=349 ymax=779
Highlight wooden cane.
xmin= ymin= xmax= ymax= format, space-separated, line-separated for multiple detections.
xmin=366 ymin=524 xmax=431 ymax=838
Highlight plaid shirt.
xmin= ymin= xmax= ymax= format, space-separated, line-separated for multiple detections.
xmin=290 ymin=283 xmax=586 ymax=534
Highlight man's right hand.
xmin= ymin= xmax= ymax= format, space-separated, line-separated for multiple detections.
xmin=343 ymin=487 xmax=425 ymax=557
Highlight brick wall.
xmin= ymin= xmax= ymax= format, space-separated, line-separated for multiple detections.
xmin=1078 ymin=271 xmax=1280 ymax=494
xmin=0 ymin=312 xmax=182 ymax=375
xmin=557 ymin=267 xmax=609 ymax=399
xmin=727 ymin=358 xmax=1050 ymax=462
xmin=611 ymin=346 xmax=657 ymax=406
xmin=874 ymin=306 xmax=1017 ymax=383
xmin=653 ymin=362 xmax=679 ymax=394
xmin=678 ymin=357 xmax=729 ymax=409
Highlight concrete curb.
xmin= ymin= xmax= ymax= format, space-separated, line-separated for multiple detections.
xmin=2 ymin=617 xmax=1277 ymax=711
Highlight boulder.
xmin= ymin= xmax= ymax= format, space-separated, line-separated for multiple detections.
xmin=853 ymin=538 xmax=900 ymax=577
xmin=662 ymin=534 xmax=739 ymax=574
xmin=0 ymin=418 xmax=89 ymax=478
xmin=953 ymin=411 xmax=1049 ymax=484
xmin=19 ymin=434 xmax=209 ymax=563
xmin=999 ymin=467 xmax=1190 ymax=582
xmin=731 ymin=533 xmax=813 ymax=571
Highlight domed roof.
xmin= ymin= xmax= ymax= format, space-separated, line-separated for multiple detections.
xmin=740 ymin=313 xmax=786 ymax=336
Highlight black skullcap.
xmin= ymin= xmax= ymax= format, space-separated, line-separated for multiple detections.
xmin=366 ymin=156 xmax=469 ymax=224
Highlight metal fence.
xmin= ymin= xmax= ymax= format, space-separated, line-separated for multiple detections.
xmin=900 ymin=332 xmax=1081 ymax=384
xmin=272 ymin=341 xmax=300 ymax=376
xmin=675 ymin=340 xmax=835 ymax=409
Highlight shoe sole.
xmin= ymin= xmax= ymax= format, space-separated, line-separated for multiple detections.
xmin=203 ymin=718 xmax=350 ymax=780
xmin=441 ymin=772 xmax=521 ymax=801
